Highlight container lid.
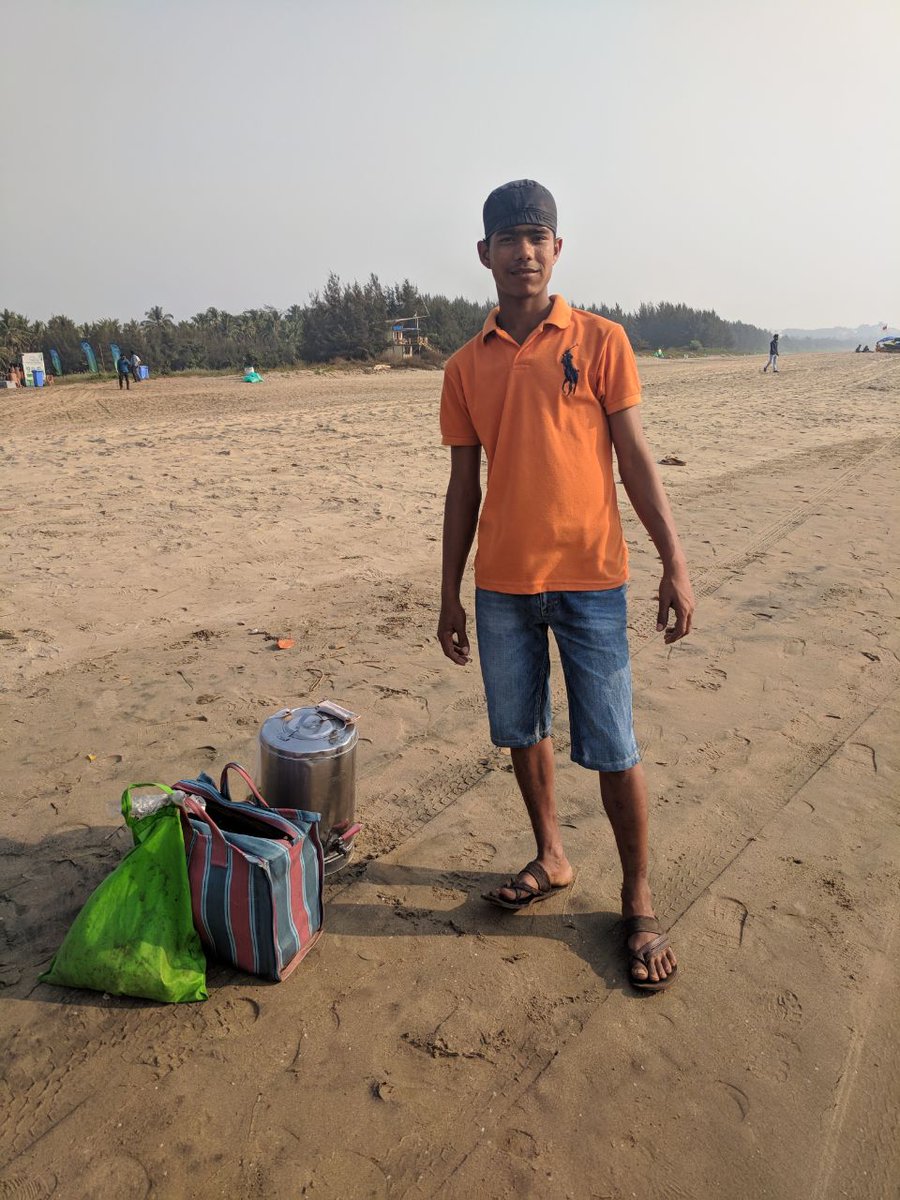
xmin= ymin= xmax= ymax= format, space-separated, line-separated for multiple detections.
xmin=259 ymin=705 xmax=358 ymax=757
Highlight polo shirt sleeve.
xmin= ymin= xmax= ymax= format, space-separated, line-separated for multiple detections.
xmin=440 ymin=358 xmax=480 ymax=446
xmin=597 ymin=324 xmax=642 ymax=415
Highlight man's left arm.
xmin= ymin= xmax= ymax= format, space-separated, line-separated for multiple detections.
xmin=608 ymin=406 xmax=695 ymax=643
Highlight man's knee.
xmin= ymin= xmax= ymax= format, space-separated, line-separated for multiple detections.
xmin=599 ymin=763 xmax=641 ymax=782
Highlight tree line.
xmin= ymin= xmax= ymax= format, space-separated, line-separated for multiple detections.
xmin=1 ymin=278 xmax=776 ymax=376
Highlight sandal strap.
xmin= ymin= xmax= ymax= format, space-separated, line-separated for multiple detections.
xmin=630 ymin=933 xmax=671 ymax=965
xmin=520 ymin=860 xmax=551 ymax=894
xmin=622 ymin=915 xmax=661 ymax=936
xmin=501 ymin=878 xmax=540 ymax=900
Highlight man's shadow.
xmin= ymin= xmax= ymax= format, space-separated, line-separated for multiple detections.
xmin=325 ymin=860 xmax=634 ymax=994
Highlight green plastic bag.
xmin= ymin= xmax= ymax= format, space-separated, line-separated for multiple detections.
xmin=40 ymin=784 xmax=208 ymax=1003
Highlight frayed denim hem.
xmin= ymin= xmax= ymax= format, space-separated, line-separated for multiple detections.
xmin=492 ymin=727 xmax=552 ymax=750
xmin=572 ymin=750 xmax=642 ymax=773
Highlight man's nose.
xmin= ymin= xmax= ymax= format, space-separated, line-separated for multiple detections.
xmin=514 ymin=238 xmax=535 ymax=260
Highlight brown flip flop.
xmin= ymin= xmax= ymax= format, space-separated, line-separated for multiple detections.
xmin=623 ymin=915 xmax=678 ymax=992
xmin=483 ymin=860 xmax=569 ymax=911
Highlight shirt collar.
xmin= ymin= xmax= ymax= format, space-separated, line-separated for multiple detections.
xmin=481 ymin=294 xmax=572 ymax=341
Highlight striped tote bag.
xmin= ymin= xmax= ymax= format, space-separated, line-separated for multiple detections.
xmin=176 ymin=767 xmax=324 ymax=981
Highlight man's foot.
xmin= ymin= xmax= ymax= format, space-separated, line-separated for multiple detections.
xmin=484 ymin=854 xmax=573 ymax=910
xmin=622 ymin=882 xmax=677 ymax=988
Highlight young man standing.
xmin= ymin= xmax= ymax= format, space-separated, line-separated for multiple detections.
xmin=438 ymin=180 xmax=694 ymax=991
xmin=763 ymin=333 xmax=779 ymax=372
xmin=115 ymin=352 xmax=132 ymax=390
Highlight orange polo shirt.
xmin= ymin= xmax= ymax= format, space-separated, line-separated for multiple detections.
xmin=440 ymin=295 xmax=641 ymax=594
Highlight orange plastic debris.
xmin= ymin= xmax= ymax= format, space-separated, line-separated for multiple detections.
xmin=276 ymin=638 xmax=295 ymax=650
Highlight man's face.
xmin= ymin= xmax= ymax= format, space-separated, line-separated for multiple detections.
xmin=477 ymin=224 xmax=562 ymax=299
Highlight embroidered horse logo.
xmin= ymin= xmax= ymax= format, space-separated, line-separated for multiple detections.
xmin=561 ymin=345 xmax=579 ymax=396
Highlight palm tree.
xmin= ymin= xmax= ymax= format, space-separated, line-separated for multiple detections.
xmin=191 ymin=307 xmax=220 ymax=331
xmin=142 ymin=306 xmax=174 ymax=331
xmin=0 ymin=309 xmax=32 ymax=358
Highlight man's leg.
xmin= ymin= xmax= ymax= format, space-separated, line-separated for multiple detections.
xmin=600 ymin=764 xmax=676 ymax=984
xmin=493 ymin=738 xmax=573 ymax=900
xmin=550 ymin=589 xmax=677 ymax=985
xmin=475 ymin=590 xmax=573 ymax=901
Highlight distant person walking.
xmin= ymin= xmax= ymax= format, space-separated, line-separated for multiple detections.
xmin=762 ymin=333 xmax=779 ymax=373
xmin=130 ymin=351 xmax=142 ymax=381
xmin=116 ymin=353 xmax=132 ymax=390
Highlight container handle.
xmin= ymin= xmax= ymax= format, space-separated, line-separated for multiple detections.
xmin=315 ymin=699 xmax=359 ymax=725
xmin=332 ymin=820 xmax=362 ymax=843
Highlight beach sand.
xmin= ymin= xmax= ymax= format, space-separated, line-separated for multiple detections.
xmin=1 ymin=352 xmax=898 ymax=1199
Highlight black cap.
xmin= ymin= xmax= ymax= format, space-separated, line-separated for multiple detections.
xmin=483 ymin=179 xmax=557 ymax=241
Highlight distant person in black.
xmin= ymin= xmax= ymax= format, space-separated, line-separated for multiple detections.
xmin=862 ymin=344 xmax=871 ymax=353
xmin=762 ymin=333 xmax=779 ymax=373
xmin=116 ymin=353 xmax=132 ymax=390
xmin=854 ymin=344 xmax=861 ymax=353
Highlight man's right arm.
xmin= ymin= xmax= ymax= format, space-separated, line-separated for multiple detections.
xmin=437 ymin=444 xmax=482 ymax=665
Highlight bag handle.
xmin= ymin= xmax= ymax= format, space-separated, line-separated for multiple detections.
xmin=121 ymin=782 xmax=173 ymax=824
xmin=220 ymin=762 xmax=271 ymax=808
xmin=180 ymin=773 xmax=304 ymax=846
xmin=181 ymin=794 xmax=231 ymax=869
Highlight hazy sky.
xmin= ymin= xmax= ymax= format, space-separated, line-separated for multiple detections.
xmin=3 ymin=0 xmax=898 ymax=330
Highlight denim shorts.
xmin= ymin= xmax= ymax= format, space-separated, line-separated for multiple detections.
xmin=475 ymin=587 xmax=640 ymax=773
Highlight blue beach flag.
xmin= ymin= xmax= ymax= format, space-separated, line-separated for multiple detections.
xmin=80 ymin=341 xmax=99 ymax=373
xmin=50 ymin=349 xmax=63 ymax=376
xmin=110 ymin=342 xmax=121 ymax=367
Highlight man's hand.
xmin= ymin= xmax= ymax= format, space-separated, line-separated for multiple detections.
xmin=657 ymin=564 xmax=695 ymax=643
xmin=437 ymin=599 xmax=471 ymax=665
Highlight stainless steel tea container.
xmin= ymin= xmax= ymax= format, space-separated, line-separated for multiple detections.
xmin=258 ymin=704 xmax=360 ymax=875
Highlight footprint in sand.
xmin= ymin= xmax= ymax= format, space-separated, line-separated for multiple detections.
xmin=290 ymin=1152 xmax=389 ymax=1200
xmin=746 ymin=1032 xmax=800 ymax=1083
xmin=772 ymin=989 xmax=803 ymax=1025
xmin=0 ymin=1173 xmax=59 ymax=1200
xmin=201 ymin=995 xmax=261 ymax=1039
xmin=71 ymin=1156 xmax=150 ymax=1198
xmin=501 ymin=1128 xmax=540 ymax=1159
xmin=699 ymin=894 xmax=749 ymax=949
xmin=782 ymin=636 xmax=807 ymax=656
xmin=448 ymin=837 xmax=496 ymax=869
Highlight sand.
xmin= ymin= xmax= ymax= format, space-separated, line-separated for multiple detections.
xmin=1 ymin=352 xmax=898 ymax=1199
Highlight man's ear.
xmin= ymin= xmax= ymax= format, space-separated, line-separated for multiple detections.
xmin=477 ymin=239 xmax=491 ymax=269
xmin=553 ymin=236 xmax=563 ymax=264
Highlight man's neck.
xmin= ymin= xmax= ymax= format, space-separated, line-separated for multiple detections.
xmin=496 ymin=292 xmax=554 ymax=346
